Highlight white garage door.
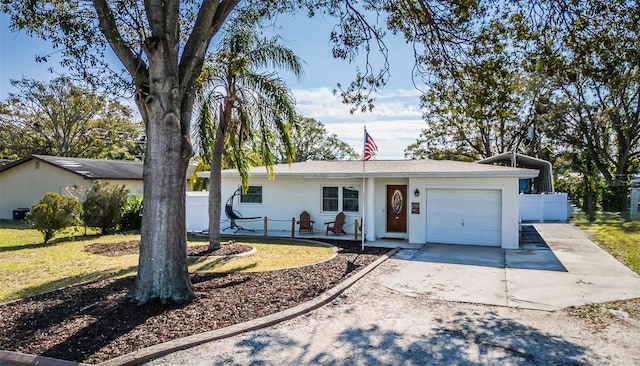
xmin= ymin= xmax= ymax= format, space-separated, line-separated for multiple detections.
xmin=426 ymin=189 xmax=502 ymax=246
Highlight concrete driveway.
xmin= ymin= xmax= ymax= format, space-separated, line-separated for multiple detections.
xmin=145 ymin=224 xmax=640 ymax=366
xmin=382 ymin=224 xmax=640 ymax=311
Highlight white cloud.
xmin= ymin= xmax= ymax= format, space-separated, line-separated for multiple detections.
xmin=323 ymin=119 xmax=425 ymax=159
xmin=291 ymin=87 xmax=426 ymax=159
xmin=292 ymin=87 xmax=423 ymax=121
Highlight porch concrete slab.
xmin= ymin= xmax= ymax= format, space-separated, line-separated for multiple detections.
xmin=365 ymin=239 xmax=424 ymax=250
xmin=381 ymin=258 xmax=508 ymax=307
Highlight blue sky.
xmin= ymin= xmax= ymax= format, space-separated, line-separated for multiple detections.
xmin=0 ymin=11 xmax=426 ymax=159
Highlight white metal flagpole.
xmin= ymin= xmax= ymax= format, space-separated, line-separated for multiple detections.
xmin=362 ymin=126 xmax=366 ymax=251
xmin=361 ymin=127 xmax=378 ymax=251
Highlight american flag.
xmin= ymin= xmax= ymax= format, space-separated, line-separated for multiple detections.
xmin=364 ymin=129 xmax=378 ymax=161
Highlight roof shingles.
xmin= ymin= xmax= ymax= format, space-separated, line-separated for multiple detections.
xmin=0 ymin=155 xmax=143 ymax=180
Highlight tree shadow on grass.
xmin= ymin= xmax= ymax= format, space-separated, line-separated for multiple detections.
xmin=0 ymin=233 xmax=103 ymax=253
xmin=188 ymin=255 xmax=258 ymax=273
xmin=9 ymin=266 xmax=138 ymax=301
xmin=0 ymin=240 xmax=59 ymax=252
xmin=210 ymin=310 xmax=602 ymax=365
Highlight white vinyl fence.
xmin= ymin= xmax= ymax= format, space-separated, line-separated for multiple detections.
xmin=520 ymin=193 xmax=569 ymax=222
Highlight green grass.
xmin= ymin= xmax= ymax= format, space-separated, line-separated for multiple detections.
xmin=572 ymin=212 xmax=640 ymax=275
xmin=0 ymin=220 xmax=334 ymax=303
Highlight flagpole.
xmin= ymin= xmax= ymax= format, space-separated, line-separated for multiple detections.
xmin=362 ymin=126 xmax=366 ymax=251
xmin=361 ymin=127 xmax=378 ymax=251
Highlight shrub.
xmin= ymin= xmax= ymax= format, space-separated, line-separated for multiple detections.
xmin=120 ymin=196 xmax=143 ymax=231
xmin=26 ymin=192 xmax=82 ymax=244
xmin=82 ymin=180 xmax=130 ymax=234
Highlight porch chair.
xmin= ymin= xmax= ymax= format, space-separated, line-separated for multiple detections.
xmin=325 ymin=212 xmax=347 ymax=236
xmin=297 ymin=211 xmax=315 ymax=234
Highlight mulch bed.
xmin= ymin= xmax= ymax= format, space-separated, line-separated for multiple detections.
xmin=85 ymin=241 xmax=254 ymax=257
xmin=0 ymin=240 xmax=388 ymax=364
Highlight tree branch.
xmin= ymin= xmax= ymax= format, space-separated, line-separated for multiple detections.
xmin=179 ymin=0 xmax=240 ymax=98
xmin=93 ymin=0 xmax=149 ymax=91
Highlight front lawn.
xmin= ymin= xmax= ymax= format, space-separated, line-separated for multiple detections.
xmin=0 ymin=220 xmax=334 ymax=303
xmin=572 ymin=212 xmax=640 ymax=274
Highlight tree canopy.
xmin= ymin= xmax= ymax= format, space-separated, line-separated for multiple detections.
xmin=404 ymin=0 xmax=640 ymax=215
xmin=287 ymin=117 xmax=359 ymax=162
xmin=0 ymin=77 xmax=143 ymax=160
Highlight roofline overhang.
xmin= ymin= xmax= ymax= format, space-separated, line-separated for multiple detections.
xmin=201 ymin=170 xmax=539 ymax=180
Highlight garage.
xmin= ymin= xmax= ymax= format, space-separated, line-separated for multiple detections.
xmin=426 ymin=189 xmax=502 ymax=246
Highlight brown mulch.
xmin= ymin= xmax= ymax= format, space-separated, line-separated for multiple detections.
xmin=85 ymin=241 xmax=254 ymax=257
xmin=0 ymin=240 xmax=389 ymax=364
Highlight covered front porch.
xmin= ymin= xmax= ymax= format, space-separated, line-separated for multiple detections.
xmin=197 ymin=227 xmax=424 ymax=250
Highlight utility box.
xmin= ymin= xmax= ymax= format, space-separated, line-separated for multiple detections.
xmin=12 ymin=208 xmax=30 ymax=221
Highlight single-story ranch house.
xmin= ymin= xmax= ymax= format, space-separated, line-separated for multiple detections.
xmin=0 ymin=155 xmax=147 ymax=220
xmin=189 ymin=159 xmax=539 ymax=249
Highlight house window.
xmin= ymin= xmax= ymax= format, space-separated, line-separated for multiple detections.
xmin=322 ymin=185 xmax=359 ymax=212
xmin=322 ymin=187 xmax=339 ymax=211
xmin=240 ymin=186 xmax=262 ymax=203
xmin=342 ymin=186 xmax=359 ymax=212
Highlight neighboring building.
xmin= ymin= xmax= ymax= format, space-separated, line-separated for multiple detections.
xmin=0 ymin=155 xmax=197 ymax=220
xmin=189 ymin=159 xmax=539 ymax=249
xmin=0 ymin=155 xmax=144 ymax=220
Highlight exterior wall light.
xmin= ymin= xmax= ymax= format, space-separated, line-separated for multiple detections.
xmin=414 ymin=188 xmax=420 ymax=197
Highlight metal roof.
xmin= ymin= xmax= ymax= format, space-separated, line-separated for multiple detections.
xmin=204 ymin=159 xmax=539 ymax=179
xmin=477 ymin=152 xmax=554 ymax=192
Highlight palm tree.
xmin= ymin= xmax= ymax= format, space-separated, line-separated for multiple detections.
xmin=195 ymin=17 xmax=303 ymax=250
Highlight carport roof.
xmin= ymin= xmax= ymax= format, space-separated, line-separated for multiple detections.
xmin=0 ymin=155 xmax=144 ymax=180
xmin=208 ymin=159 xmax=539 ymax=179
xmin=477 ymin=152 xmax=554 ymax=192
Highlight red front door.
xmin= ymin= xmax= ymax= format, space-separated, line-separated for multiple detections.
xmin=386 ymin=185 xmax=407 ymax=233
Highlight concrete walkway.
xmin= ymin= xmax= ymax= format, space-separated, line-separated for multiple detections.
xmin=381 ymin=224 xmax=640 ymax=310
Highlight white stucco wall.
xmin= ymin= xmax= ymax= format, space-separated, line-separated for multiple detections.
xmin=187 ymin=175 xmax=522 ymax=249
xmin=0 ymin=160 xmax=86 ymax=219
xmin=108 ymin=179 xmax=144 ymax=198
xmin=0 ymin=160 xmax=144 ymax=220
xmin=191 ymin=176 xmax=365 ymax=234
xmin=408 ymin=177 xmax=520 ymax=249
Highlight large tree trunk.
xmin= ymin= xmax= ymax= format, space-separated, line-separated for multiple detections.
xmin=127 ymin=38 xmax=194 ymax=305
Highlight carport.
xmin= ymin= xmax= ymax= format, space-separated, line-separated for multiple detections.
xmin=478 ymin=152 xmax=554 ymax=193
